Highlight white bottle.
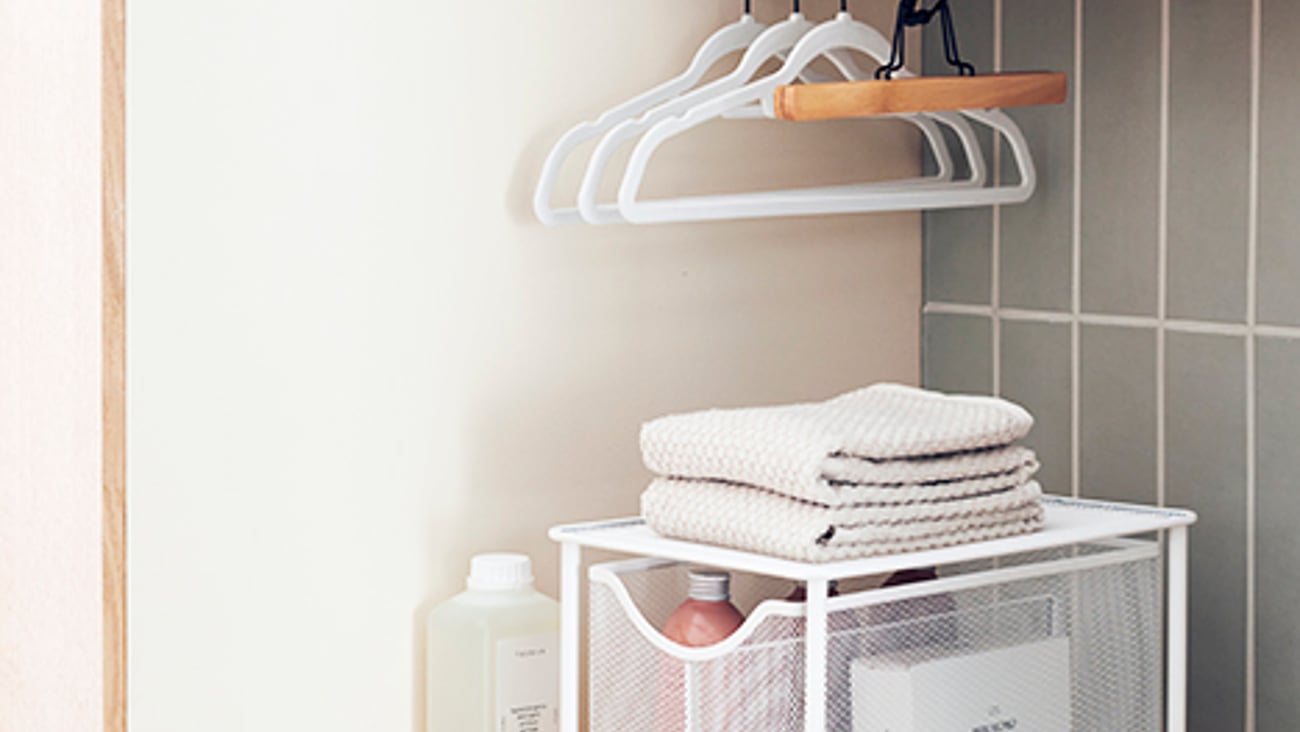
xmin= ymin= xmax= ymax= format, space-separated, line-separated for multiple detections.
xmin=426 ymin=553 xmax=560 ymax=732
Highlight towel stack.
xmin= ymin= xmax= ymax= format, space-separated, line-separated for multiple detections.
xmin=639 ymin=383 xmax=1045 ymax=562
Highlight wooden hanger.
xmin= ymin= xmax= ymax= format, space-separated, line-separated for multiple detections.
xmin=773 ymin=71 xmax=1068 ymax=122
xmin=775 ymin=0 xmax=1066 ymax=122
xmin=615 ymin=13 xmax=1039 ymax=223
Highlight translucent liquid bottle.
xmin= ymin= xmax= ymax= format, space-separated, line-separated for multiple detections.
xmin=426 ymin=554 xmax=560 ymax=732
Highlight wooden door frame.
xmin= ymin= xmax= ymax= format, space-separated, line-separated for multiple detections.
xmin=103 ymin=0 xmax=126 ymax=728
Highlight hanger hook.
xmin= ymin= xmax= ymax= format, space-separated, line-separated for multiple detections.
xmin=841 ymin=0 xmax=849 ymax=13
xmin=744 ymin=0 xmax=751 ymax=15
xmin=939 ymin=3 xmax=975 ymax=76
xmin=875 ymin=0 xmax=976 ymax=79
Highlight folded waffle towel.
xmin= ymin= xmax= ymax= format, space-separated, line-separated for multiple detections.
xmin=818 ymin=457 xmax=1038 ymax=506
xmin=641 ymin=479 xmax=1045 ymax=563
xmin=823 ymin=445 xmax=1036 ymax=487
xmin=641 ymin=384 xmax=1035 ymax=503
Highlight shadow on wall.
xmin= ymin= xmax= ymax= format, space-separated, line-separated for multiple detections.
xmin=414 ymin=318 xmax=914 ymax=731
xmin=410 ymin=2 xmax=928 ymax=726
xmin=411 ymin=364 xmax=649 ymax=732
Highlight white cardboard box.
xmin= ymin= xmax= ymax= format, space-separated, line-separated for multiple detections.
xmin=851 ymin=636 xmax=1071 ymax=732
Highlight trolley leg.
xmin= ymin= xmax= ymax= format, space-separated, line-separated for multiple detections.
xmin=1167 ymin=527 xmax=1188 ymax=732
xmin=685 ymin=663 xmax=699 ymax=731
xmin=805 ymin=578 xmax=829 ymax=732
xmin=561 ymin=542 xmax=581 ymax=732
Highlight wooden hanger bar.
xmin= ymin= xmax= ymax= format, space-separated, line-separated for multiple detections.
xmin=774 ymin=72 xmax=1068 ymax=121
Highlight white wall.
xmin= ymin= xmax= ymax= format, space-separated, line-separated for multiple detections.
xmin=127 ymin=1 xmax=920 ymax=730
xmin=0 ymin=0 xmax=103 ymax=729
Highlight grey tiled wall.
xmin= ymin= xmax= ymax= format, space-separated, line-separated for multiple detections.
xmin=921 ymin=2 xmax=1299 ymax=730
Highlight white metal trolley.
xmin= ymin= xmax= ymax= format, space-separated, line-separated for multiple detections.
xmin=551 ymin=494 xmax=1195 ymax=732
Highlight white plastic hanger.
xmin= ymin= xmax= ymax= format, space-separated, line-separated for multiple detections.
xmin=575 ymin=9 xmax=985 ymax=226
xmin=617 ymin=12 xmax=1035 ymax=224
xmin=533 ymin=4 xmax=766 ymax=225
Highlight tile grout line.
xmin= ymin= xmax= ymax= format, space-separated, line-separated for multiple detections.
xmin=1253 ymin=324 xmax=1300 ymax=339
xmin=990 ymin=0 xmax=1004 ymax=398
xmin=1003 ymin=307 xmax=1073 ymax=324
xmin=924 ymin=302 xmax=1300 ymax=341
xmin=1164 ymin=319 xmax=1247 ymax=337
xmin=992 ymin=129 xmax=1005 ymax=580
xmin=1084 ymin=312 xmax=1161 ymax=329
xmin=1064 ymin=1 xmax=1088 ymax=702
xmin=1157 ymin=0 xmax=1170 ymax=515
xmin=1245 ymin=0 xmax=1262 ymax=727
xmin=923 ymin=301 xmax=997 ymax=318
xmin=1071 ymin=0 xmax=1083 ymax=500
xmin=1156 ymin=3 xmax=1172 ymax=718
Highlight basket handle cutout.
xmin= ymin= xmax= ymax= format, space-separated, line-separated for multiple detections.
xmin=589 ymin=560 xmax=806 ymax=663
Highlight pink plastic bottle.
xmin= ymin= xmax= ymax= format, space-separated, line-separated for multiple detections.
xmin=663 ymin=570 xmax=745 ymax=646
xmin=657 ymin=570 xmax=746 ymax=731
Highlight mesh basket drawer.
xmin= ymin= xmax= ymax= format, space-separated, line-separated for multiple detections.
xmin=588 ymin=540 xmax=1160 ymax=732
xmin=589 ymin=559 xmax=806 ymax=732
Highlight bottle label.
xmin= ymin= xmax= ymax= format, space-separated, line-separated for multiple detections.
xmin=495 ymin=633 xmax=559 ymax=732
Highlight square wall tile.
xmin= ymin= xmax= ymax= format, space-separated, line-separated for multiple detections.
xmin=1258 ymin=0 xmax=1300 ymax=327
xmin=1166 ymin=332 xmax=1247 ymax=732
xmin=1000 ymin=320 xmax=1072 ymax=495
xmin=922 ymin=313 xmax=992 ymax=395
xmin=1167 ymin=0 xmax=1251 ymax=323
xmin=924 ymin=208 xmax=993 ymax=305
xmin=1079 ymin=325 xmax=1157 ymax=504
xmin=999 ymin=0 xmax=1074 ymax=312
xmin=922 ymin=0 xmax=994 ymax=306
xmin=1080 ymin=1 xmax=1161 ymax=316
xmin=1255 ymin=337 xmax=1300 ymax=730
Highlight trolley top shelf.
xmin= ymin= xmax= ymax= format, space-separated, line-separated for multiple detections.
xmin=549 ymin=494 xmax=1197 ymax=582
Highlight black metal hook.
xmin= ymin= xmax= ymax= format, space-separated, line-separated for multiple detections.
xmin=875 ymin=0 xmax=976 ymax=80
xmin=938 ymin=3 xmax=974 ymax=75
xmin=744 ymin=0 xmax=752 ymax=15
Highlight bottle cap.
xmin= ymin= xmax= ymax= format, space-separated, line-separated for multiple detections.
xmin=688 ymin=569 xmax=731 ymax=602
xmin=467 ymin=553 xmax=534 ymax=591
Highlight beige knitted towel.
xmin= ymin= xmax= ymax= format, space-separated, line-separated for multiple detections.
xmin=823 ymin=445 xmax=1036 ymax=487
xmin=642 ymin=383 xmax=1035 ymax=505
xmin=820 ymin=458 xmax=1038 ymax=506
xmin=641 ymin=478 xmax=1045 ymax=563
